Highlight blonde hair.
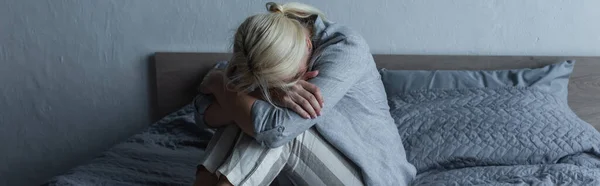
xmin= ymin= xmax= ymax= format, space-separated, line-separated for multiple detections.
xmin=226 ymin=2 xmax=325 ymax=105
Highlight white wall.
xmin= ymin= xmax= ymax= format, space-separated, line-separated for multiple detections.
xmin=1 ymin=0 xmax=599 ymax=185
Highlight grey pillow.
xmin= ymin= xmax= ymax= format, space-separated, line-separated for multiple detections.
xmin=380 ymin=61 xmax=574 ymax=99
xmin=379 ymin=61 xmax=600 ymax=175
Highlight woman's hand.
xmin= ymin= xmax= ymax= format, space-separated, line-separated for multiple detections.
xmin=252 ymin=71 xmax=324 ymax=119
xmin=285 ymin=78 xmax=324 ymax=119
xmin=204 ymin=69 xmax=324 ymax=119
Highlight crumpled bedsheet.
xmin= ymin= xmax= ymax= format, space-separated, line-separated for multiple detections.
xmin=44 ymin=104 xmax=213 ymax=186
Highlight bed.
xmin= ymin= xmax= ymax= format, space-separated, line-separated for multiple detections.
xmin=45 ymin=53 xmax=600 ymax=185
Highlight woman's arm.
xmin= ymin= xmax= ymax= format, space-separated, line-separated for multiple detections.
xmin=210 ymin=34 xmax=371 ymax=148
xmin=204 ymin=102 xmax=233 ymax=128
xmin=205 ymin=71 xmax=321 ymax=133
xmin=207 ymin=81 xmax=258 ymax=136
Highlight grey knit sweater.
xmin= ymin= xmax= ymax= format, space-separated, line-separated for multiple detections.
xmin=250 ymin=17 xmax=417 ymax=185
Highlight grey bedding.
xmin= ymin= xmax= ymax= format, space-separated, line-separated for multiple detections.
xmin=44 ymin=104 xmax=293 ymax=186
xmin=390 ymin=87 xmax=600 ymax=185
xmin=382 ymin=61 xmax=600 ymax=185
xmin=44 ymin=104 xmax=213 ymax=186
xmin=45 ymin=60 xmax=600 ymax=185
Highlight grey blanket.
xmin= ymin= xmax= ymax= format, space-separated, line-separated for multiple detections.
xmin=388 ymin=87 xmax=600 ymax=185
xmin=45 ymin=104 xmax=213 ymax=186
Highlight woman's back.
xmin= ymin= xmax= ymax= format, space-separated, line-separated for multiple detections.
xmin=306 ymin=16 xmax=417 ymax=185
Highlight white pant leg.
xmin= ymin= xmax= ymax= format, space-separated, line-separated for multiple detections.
xmin=200 ymin=125 xmax=363 ymax=186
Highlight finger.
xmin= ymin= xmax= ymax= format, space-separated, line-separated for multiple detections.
xmin=297 ymin=86 xmax=321 ymax=116
xmin=292 ymin=93 xmax=317 ymax=119
xmin=300 ymin=81 xmax=324 ymax=108
xmin=284 ymin=96 xmax=310 ymax=119
xmin=302 ymin=70 xmax=319 ymax=80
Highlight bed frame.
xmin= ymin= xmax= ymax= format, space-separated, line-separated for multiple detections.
xmin=153 ymin=52 xmax=600 ymax=129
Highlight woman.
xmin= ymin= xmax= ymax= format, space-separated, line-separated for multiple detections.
xmin=194 ymin=2 xmax=416 ymax=186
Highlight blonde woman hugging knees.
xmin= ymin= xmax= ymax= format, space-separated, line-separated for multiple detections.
xmin=193 ymin=2 xmax=416 ymax=186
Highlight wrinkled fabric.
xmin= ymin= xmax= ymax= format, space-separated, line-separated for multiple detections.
xmin=380 ymin=61 xmax=574 ymax=100
xmin=44 ymin=104 xmax=213 ymax=186
xmin=389 ymin=87 xmax=600 ymax=185
xmin=381 ymin=61 xmax=600 ymax=185
xmin=250 ymin=16 xmax=416 ymax=185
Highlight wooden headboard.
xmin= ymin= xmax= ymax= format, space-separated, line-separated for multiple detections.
xmin=153 ymin=52 xmax=600 ymax=129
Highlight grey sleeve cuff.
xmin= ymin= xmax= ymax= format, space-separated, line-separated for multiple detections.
xmin=193 ymin=94 xmax=215 ymax=129
xmin=251 ymin=99 xmax=290 ymax=148
xmin=193 ymin=61 xmax=228 ymax=128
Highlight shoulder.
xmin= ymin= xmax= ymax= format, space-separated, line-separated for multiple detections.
xmin=312 ymin=21 xmax=373 ymax=71
xmin=317 ymin=21 xmax=369 ymax=52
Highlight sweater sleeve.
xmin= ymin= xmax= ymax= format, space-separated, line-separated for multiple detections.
xmin=251 ymin=34 xmax=373 ymax=148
